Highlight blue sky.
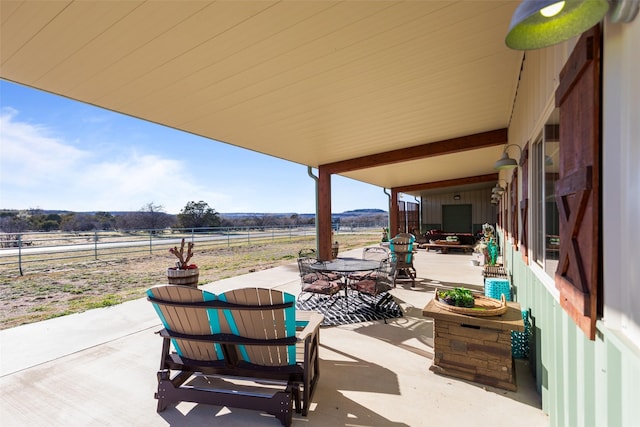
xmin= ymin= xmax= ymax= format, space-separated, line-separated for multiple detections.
xmin=0 ymin=80 xmax=391 ymax=215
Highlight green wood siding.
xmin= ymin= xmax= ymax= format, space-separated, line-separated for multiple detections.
xmin=506 ymin=243 xmax=640 ymax=427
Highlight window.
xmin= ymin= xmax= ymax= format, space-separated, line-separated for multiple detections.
xmin=532 ymin=119 xmax=560 ymax=277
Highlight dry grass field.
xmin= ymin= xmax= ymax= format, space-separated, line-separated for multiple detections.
xmin=0 ymin=234 xmax=378 ymax=329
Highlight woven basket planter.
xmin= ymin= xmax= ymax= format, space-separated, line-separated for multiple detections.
xmin=167 ymin=268 xmax=199 ymax=287
xmin=434 ymin=289 xmax=507 ymax=317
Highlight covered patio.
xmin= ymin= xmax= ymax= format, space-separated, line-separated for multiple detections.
xmin=3 ymin=2 xmax=639 ymax=426
xmin=0 ymin=1 xmax=521 ymax=260
xmin=0 ymin=247 xmax=546 ymax=426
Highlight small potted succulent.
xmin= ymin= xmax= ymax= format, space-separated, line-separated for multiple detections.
xmin=167 ymin=238 xmax=199 ymax=287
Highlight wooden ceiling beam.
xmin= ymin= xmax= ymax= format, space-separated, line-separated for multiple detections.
xmin=321 ymin=128 xmax=507 ymax=174
xmin=393 ymin=173 xmax=499 ymax=194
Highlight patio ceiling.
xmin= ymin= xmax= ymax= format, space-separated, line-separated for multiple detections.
xmin=0 ymin=1 xmax=523 ymax=197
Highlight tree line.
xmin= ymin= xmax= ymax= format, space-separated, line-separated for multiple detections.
xmin=0 ymin=201 xmax=220 ymax=233
xmin=0 ymin=201 xmax=388 ymax=233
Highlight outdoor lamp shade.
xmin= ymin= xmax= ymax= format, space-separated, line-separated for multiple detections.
xmin=494 ymin=152 xmax=519 ymax=170
xmin=505 ymin=0 xmax=609 ymax=50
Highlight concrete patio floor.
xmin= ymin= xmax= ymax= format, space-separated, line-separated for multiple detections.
xmin=0 ymin=247 xmax=548 ymax=426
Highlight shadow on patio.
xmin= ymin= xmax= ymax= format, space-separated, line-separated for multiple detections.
xmin=0 ymin=247 xmax=547 ymax=426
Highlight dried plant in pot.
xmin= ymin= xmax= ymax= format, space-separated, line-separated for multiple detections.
xmin=167 ymin=238 xmax=199 ymax=287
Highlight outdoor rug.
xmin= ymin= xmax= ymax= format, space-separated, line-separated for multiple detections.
xmin=296 ymin=292 xmax=403 ymax=326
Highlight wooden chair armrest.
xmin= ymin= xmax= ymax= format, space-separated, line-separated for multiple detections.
xmin=295 ymin=311 xmax=324 ymax=341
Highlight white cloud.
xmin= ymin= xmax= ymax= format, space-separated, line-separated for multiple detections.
xmin=77 ymin=154 xmax=232 ymax=213
xmin=0 ymin=108 xmax=88 ymax=186
xmin=0 ymin=106 xmax=386 ymax=214
xmin=0 ymin=109 xmax=231 ymax=213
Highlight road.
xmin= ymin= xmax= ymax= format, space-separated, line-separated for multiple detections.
xmin=0 ymin=229 xmax=312 ymax=257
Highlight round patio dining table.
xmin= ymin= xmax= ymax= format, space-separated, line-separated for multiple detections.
xmin=310 ymin=257 xmax=381 ymax=274
xmin=309 ymin=258 xmax=382 ymax=310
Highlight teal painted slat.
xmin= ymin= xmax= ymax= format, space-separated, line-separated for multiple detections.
xmin=283 ymin=292 xmax=296 ymax=364
xmin=217 ymin=293 xmax=250 ymax=362
xmin=147 ymin=287 xmax=185 ymax=356
xmin=201 ymin=289 xmax=225 ymax=360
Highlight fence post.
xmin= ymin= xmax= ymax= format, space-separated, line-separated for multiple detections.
xmin=149 ymin=230 xmax=153 ymax=254
xmin=94 ymin=231 xmax=98 ymax=260
xmin=18 ymin=234 xmax=23 ymax=276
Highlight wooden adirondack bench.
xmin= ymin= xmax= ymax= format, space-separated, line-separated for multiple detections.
xmin=147 ymin=285 xmax=323 ymax=426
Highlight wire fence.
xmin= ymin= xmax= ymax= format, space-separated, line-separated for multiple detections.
xmin=0 ymin=225 xmax=380 ymax=275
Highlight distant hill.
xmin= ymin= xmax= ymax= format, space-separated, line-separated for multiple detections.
xmin=337 ymin=209 xmax=386 ymax=216
xmin=221 ymin=209 xmax=386 ymax=219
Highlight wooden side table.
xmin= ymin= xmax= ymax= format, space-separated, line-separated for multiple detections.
xmin=422 ymin=299 xmax=524 ymax=391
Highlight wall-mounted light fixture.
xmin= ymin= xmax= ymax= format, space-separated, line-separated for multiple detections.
xmin=506 ymin=0 xmax=639 ymax=50
xmin=494 ymin=144 xmax=523 ymax=170
xmin=453 ymin=194 xmax=461 ymax=201
xmin=491 ymin=179 xmax=508 ymax=195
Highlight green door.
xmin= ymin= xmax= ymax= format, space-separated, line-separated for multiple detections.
xmin=442 ymin=204 xmax=472 ymax=233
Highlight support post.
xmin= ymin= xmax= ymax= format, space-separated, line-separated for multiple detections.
xmin=307 ymin=167 xmax=320 ymax=255
xmin=383 ymin=188 xmax=391 ymax=241
xmin=317 ymin=166 xmax=333 ymax=261
xmin=390 ymin=189 xmax=399 ymax=236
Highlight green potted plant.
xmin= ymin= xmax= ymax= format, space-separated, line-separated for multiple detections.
xmin=437 ymin=287 xmax=475 ymax=308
